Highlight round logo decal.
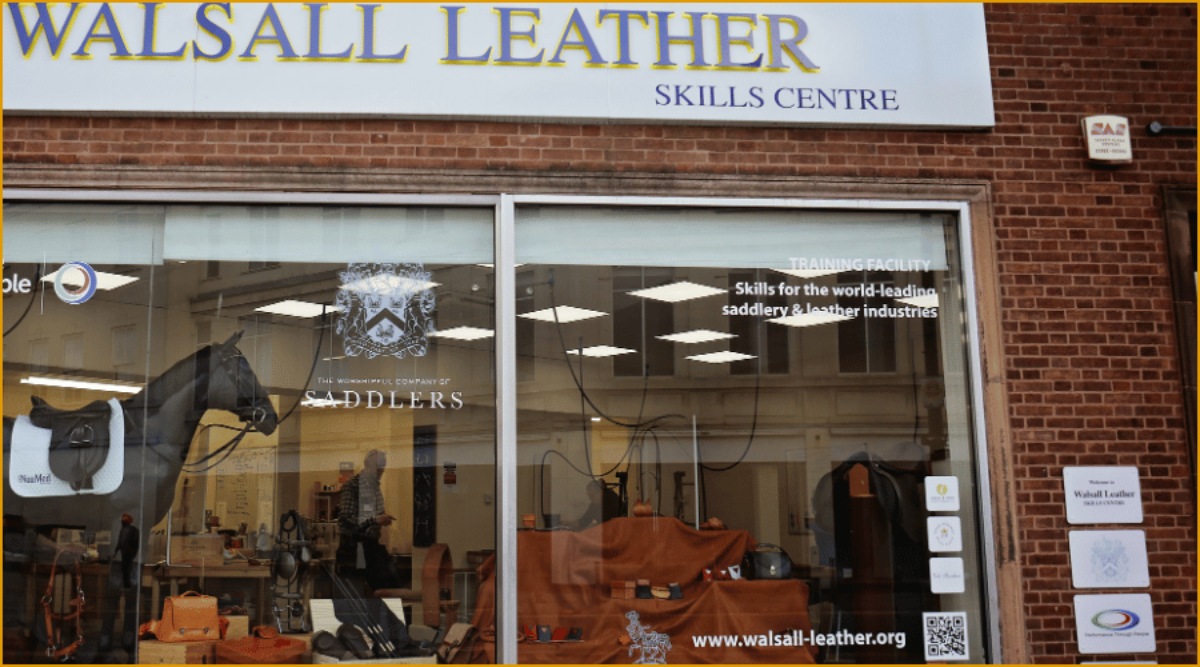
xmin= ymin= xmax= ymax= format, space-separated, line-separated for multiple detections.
xmin=1091 ymin=609 xmax=1140 ymax=631
xmin=53 ymin=262 xmax=98 ymax=305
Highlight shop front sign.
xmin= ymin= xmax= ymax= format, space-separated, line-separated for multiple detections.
xmin=3 ymin=2 xmax=995 ymax=128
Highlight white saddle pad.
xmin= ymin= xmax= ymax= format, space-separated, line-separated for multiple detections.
xmin=9 ymin=398 xmax=124 ymax=498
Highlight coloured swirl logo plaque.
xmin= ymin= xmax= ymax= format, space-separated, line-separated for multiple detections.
xmin=1091 ymin=609 xmax=1140 ymax=631
xmin=53 ymin=261 xmax=98 ymax=304
xmin=335 ymin=263 xmax=436 ymax=359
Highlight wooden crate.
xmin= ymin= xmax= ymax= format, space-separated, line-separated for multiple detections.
xmin=138 ymin=639 xmax=219 ymax=664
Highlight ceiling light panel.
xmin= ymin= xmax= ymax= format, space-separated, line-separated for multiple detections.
xmin=518 ymin=306 xmax=608 ymax=323
xmin=896 ymin=293 xmax=940 ymax=309
xmin=428 ymin=326 xmax=495 ymax=341
xmin=566 ymin=345 xmax=637 ymax=358
xmin=629 ymin=281 xmax=726 ymax=303
xmin=41 ymin=268 xmax=138 ymax=291
xmin=21 ymin=376 xmax=142 ymax=394
xmin=686 ymin=351 xmax=756 ymax=364
xmin=657 ymin=329 xmax=737 ymax=344
xmin=255 ymin=300 xmax=340 ymax=318
xmin=773 ymin=268 xmax=844 ymax=280
xmin=767 ymin=311 xmax=853 ymax=328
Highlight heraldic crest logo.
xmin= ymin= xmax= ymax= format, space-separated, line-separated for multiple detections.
xmin=336 ymin=262 xmax=436 ymax=359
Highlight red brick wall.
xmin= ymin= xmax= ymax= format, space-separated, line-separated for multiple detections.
xmin=3 ymin=3 xmax=1196 ymax=663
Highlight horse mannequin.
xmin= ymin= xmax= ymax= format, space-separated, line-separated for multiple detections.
xmin=2 ymin=331 xmax=278 ymax=659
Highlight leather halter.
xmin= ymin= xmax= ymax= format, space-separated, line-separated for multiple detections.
xmin=41 ymin=551 xmax=86 ymax=659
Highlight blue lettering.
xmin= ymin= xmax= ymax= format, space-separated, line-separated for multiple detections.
xmin=72 ymin=3 xmax=131 ymax=58
xmin=139 ymin=2 xmax=187 ymax=58
xmin=764 ymin=14 xmax=818 ymax=71
xmin=441 ymin=5 xmax=490 ymax=63
xmin=194 ymin=3 xmax=233 ymax=61
xmin=548 ymin=8 xmax=604 ymax=65
xmin=673 ymin=85 xmax=694 ymax=106
xmin=713 ymin=12 xmax=762 ymax=69
xmin=239 ymin=3 xmax=299 ymax=60
xmin=654 ymin=83 xmax=671 ymax=106
xmin=597 ymin=9 xmax=648 ymax=67
xmin=305 ymin=3 xmax=352 ymax=59
xmin=357 ymin=3 xmax=406 ymax=61
xmin=7 ymin=2 xmax=80 ymax=57
xmin=652 ymin=11 xmax=709 ymax=68
xmin=495 ymin=7 xmax=543 ymax=65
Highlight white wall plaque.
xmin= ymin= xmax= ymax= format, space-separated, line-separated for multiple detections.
xmin=2 ymin=2 xmax=995 ymax=128
xmin=929 ymin=557 xmax=966 ymax=594
xmin=1063 ymin=467 xmax=1144 ymax=524
xmin=1074 ymin=593 xmax=1156 ymax=654
xmin=1082 ymin=115 xmax=1133 ymax=163
xmin=927 ymin=516 xmax=963 ymax=553
xmin=925 ymin=475 xmax=961 ymax=512
xmin=1069 ymin=530 xmax=1150 ymax=589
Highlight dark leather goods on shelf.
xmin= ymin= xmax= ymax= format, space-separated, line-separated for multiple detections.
xmin=468 ymin=517 xmax=815 ymax=663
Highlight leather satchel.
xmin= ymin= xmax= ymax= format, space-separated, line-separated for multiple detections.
xmin=157 ymin=591 xmax=220 ymax=642
xmin=741 ymin=543 xmax=793 ymax=580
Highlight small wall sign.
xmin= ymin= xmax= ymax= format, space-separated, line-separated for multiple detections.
xmin=1082 ymin=115 xmax=1133 ymax=163
xmin=1074 ymin=593 xmax=1156 ymax=654
xmin=925 ymin=475 xmax=961 ymax=512
xmin=1069 ymin=530 xmax=1150 ymax=589
xmin=1063 ymin=466 xmax=1143 ymax=524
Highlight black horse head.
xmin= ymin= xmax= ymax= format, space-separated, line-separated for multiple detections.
xmin=204 ymin=331 xmax=278 ymax=436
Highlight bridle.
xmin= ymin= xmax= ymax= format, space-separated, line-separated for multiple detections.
xmin=183 ymin=321 xmax=326 ymax=473
xmin=40 ymin=549 xmax=85 ymax=659
xmin=182 ymin=346 xmax=270 ymax=474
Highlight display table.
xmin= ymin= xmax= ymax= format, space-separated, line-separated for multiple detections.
xmin=468 ymin=517 xmax=815 ymax=663
xmin=143 ymin=562 xmax=273 ymax=626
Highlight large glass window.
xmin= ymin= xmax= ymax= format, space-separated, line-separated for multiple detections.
xmin=498 ymin=205 xmax=988 ymax=663
xmin=2 ymin=202 xmax=496 ymax=663
xmin=3 ymin=197 xmax=992 ymax=665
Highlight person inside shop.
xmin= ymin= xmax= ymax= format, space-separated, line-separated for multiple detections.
xmin=337 ymin=449 xmax=401 ymax=591
xmin=573 ymin=479 xmax=623 ymax=530
xmin=98 ymin=512 xmax=139 ymax=656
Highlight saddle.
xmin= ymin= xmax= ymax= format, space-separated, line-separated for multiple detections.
xmin=29 ymin=397 xmax=114 ymax=492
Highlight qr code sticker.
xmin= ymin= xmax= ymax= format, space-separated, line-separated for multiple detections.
xmin=923 ymin=611 xmax=968 ymax=661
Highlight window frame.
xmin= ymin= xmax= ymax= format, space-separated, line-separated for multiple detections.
xmin=3 ymin=187 xmax=1005 ymax=663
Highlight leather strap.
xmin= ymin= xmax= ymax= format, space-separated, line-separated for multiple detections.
xmin=41 ymin=551 xmax=85 ymax=659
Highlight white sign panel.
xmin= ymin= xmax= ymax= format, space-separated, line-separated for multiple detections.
xmin=925 ymin=475 xmax=961 ymax=512
xmin=1082 ymin=115 xmax=1133 ymax=163
xmin=1069 ymin=530 xmax=1150 ymax=589
xmin=927 ymin=516 xmax=963 ymax=553
xmin=2 ymin=3 xmax=995 ymax=128
xmin=1063 ymin=466 xmax=1144 ymax=524
xmin=929 ymin=557 xmax=966 ymax=594
xmin=1074 ymin=593 xmax=1156 ymax=654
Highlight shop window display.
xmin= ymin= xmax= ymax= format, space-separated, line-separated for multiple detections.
xmin=484 ymin=205 xmax=990 ymax=664
xmin=2 ymin=202 xmax=496 ymax=664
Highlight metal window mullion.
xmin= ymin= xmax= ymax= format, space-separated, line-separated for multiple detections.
xmin=494 ymin=195 xmax=518 ymax=665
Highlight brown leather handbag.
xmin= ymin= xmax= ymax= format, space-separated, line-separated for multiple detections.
xmin=157 ymin=591 xmax=221 ymax=642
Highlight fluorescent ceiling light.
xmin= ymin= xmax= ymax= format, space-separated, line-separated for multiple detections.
xmin=340 ymin=274 xmax=439 ymax=293
xmin=428 ymin=326 xmax=495 ymax=341
xmin=896 ymin=293 xmax=939 ymax=309
xmin=773 ymin=268 xmax=844 ymax=280
xmin=301 ymin=396 xmax=347 ymax=408
xmin=21 ymin=376 xmax=142 ymax=394
xmin=321 ymin=355 xmax=347 ymax=362
xmin=686 ymin=351 xmax=756 ymax=364
xmin=629 ymin=281 xmax=726 ymax=303
xmin=255 ymin=300 xmax=341 ymax=318
xmin=768 ymin=311 xmax=853 ymax=328
xmin=475 ymin=263 xmax=526 ymax=269
xmin=657 ymin=329 xmax=736 ymax=344
xmin=518 ymin=306 xmax=608 ymax=323
xmin=41 ymin=268 xmax=138 ymax=291
xmin=566 ymin=345 xmax=637 ymax=358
